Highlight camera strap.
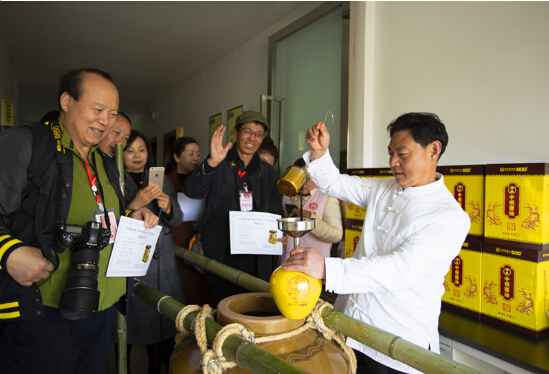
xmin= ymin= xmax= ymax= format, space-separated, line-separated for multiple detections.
xmin=84 ymin=153 xmax=112 ymax=232
xmin=84 ymin=155 xmax=104 ymax=213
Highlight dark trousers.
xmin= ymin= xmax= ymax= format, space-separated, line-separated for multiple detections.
xmin=146 ymin=339 xmax=175 ymax=374
xmin=354 ymin=349 xmax=408 ymax=374
xmin=0 ymin=305 xmax=114 ymax=374
xmin=116 ymin=339 xmax=175 ymax=374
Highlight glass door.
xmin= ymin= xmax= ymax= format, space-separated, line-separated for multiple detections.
xmin=268 ymin=3 xmax=349 ymax=173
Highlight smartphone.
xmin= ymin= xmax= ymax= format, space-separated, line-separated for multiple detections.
xmin=285 ymin=204 xmax=298 ymax=214
xmin=148 ymin=167 xmax=165 ymax=189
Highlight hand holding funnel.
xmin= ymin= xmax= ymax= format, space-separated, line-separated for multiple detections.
xmin=272 ymin=217 xmax=322 ymax=319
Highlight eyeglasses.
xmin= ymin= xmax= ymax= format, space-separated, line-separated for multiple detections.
xmin=240 ymin=128 xmax=266 ymax=139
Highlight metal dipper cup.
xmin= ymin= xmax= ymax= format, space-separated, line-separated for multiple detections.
xmin=276 ymin=111 xmax=333 ymax=197
xmin=277 ymin=166 xmax=307 ymax=197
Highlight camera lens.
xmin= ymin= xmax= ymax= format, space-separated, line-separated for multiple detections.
xmin=58 ymin=221 xmax=109 ymax=320
xmin=59 ymin=248 xmax=101 ymax=320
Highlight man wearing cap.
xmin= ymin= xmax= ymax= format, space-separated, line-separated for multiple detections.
xmin=183 ymin=111 xmax=283 ymax=306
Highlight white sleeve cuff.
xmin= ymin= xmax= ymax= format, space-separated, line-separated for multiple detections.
xmin=324 ymin=256 xmax=344 ymax=293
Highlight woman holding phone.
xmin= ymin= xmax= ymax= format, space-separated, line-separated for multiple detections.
xmin=122 ymin=130 xmax=186 ymax=374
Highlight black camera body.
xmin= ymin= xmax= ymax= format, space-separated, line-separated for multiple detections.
xmin=57 ymin=221 xmax=110 ymax=320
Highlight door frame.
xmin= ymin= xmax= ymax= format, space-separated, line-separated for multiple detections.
xmin=267 ymin=1 xmax=350 ymax=172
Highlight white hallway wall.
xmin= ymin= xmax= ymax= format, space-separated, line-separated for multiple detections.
xmin=142 ymin=1 xmax=549 ymax=168
xmin=138 ymin=2 xmax=321 ymax=165
xmin=363 ymin=1 xmax=549 ymax=168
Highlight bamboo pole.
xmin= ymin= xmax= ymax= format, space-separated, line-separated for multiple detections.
xmin=174 ymin=246 xmax=482 ymax=374
xmin=115 ymin=142 xmax=128 ymax=374
xmin=132 ymin=281 xmax=310 ymax=374
xmin=115 ymin=143 xmax=125 ymax=195
xmin=174 ymin=246 xmax=270 ymax=293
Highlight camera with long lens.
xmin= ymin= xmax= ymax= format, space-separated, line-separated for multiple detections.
xmin=56 ymin=221 xmax=110 ymax=320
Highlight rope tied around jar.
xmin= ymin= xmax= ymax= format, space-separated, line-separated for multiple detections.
xmin=174 ymin=299 xmax=357 ymax=374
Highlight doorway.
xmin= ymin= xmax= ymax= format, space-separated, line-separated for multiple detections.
xmin=267 ymin=2 xmax=349 ymax=173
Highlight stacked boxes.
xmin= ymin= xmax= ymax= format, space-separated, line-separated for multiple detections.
xmin=342 ymin=163 xmax=549 ymax=336
xmin=344 ymin=168 xmax=370 ymax=258
xmin=439 ymin=165 xmax=485 ymax=318
xmin=481 ymin=243 xmax=549 ymax=337
xmin=438 ymin=165 xmax=485 ymax=241
xmin=479 ymin=163 xmax=549 ymax=337
xmin=343 ymin=168 xmax=393 ymax=258
xmin=484 ymin=163 xmax=549 ymax=250
xmin=344 ymin=221 xmax=363 ymax=259
xmin=371 ymin=167 xmax=394 ymax=180
xmin=442 ymin=240 xmax=483 ymax=318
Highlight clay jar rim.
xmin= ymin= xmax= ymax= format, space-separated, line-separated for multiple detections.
xmin=216 ymin=292 xmax=305 ymax=336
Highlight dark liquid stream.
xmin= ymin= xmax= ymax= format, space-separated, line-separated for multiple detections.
xmin=300 ymin=188 xmax=304 ymax=221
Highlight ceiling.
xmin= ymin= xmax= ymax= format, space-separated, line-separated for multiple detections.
xmin=0 ymin=1 xmax=309 ymax=117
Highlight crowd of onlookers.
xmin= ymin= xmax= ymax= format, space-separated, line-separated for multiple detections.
xmin=0 ymin=67 xmax=469 ymax=374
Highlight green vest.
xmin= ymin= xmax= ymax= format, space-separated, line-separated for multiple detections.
xmin=39 ymin=120 xmax=125 ymax=311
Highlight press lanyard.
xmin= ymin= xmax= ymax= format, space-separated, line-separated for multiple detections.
xmin=237 ymin=164 xmax=248 ymax=179
xmin=84 ymin=153 xmax=105 ymax=212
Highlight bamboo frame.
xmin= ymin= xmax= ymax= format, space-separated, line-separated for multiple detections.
xmin=132 ymin=281 xmax=309 ymax=374
xmin=174 ymin=246 xmax=482 ymax=374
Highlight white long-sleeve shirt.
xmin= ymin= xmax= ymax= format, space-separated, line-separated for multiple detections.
xmin=305 ymin=150 xmax=470 ymax=373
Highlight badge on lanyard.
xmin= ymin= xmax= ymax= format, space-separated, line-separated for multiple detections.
xmin=94 ymin=208 xmax=118 ymax=244
xmin=239 ymin=183 xmax=253 ymax=212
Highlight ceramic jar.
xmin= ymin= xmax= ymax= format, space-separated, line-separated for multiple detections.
xmin=169 ymin=292 xmax=351 ymax=373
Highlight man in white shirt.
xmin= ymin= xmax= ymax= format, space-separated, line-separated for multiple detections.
xmin=283 ymin=112 xmax=470 ymax=374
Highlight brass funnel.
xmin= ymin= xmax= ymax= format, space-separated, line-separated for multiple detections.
xmin=277 ymin=217 xmax=315 ymax=248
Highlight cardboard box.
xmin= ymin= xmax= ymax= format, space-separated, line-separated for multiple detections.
xmin=371 ymin=167 xmax=394 ymax=179
xmin=345 ymin=168 xmax=371 ymax=221
xmin=343 ymin=168 xmax=393 ymax=258
xmin=438 ymin=165 xmax=485 ymax=241
xmin=347 ymin=168 xmax=372 ymax=179
xmin=442 ymin=240 xmax=482 ymax=318
xmin=345 ymin=201 xmax=366 ymax=221
xmin=480 ymin=243 xmax=549 ymax=338
xmin=344 ymin=219 xmax=363 ymax=258
xmin=484 ymin=163 xmax=549 ymax=250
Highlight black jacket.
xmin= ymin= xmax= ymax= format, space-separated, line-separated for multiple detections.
xmin=122 ymin=170 xmax=186 ymax=344
xmin=183 ymin=146 xmax=283 ymax=282
xmin=0 ymin=122 xmax=126 ymax=320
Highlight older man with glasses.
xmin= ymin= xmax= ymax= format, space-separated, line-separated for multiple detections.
xmin=183 ymin=111 xmax=283 ymax=306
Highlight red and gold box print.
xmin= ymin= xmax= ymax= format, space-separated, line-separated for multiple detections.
xmin=344 ymin=225 xmax=363 ymax=259
xmin=480 ymin=243 xmax=549 ymax=338
xmin=437 ymin=165 xmax=485 ymax=241
xmin=343 ymin=169 xmax=370 ymax=258
xmin=442 ymin=240 xmax=482 ymax=318
xmin=484 ymin=163 xmax=549 ymax=250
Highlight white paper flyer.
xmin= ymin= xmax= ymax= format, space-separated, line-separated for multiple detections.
xmin=229 ymin=211 xmax=283 ymax=255
xmin=106 ymin=216 xmax=162 ymax=277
